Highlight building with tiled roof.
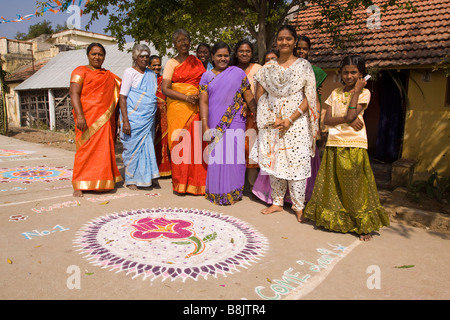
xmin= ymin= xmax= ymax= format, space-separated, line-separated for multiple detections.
xmin=294 ymin=0 xmax=449 ymax=178
xmin=294 ymin=0 xmax=449 ymax=69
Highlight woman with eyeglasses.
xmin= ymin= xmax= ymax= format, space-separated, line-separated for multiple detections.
xmin=161 ymin=29 xmax=208 ymax=195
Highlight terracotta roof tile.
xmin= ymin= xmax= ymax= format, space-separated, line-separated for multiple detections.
xmin=294 ymin=0 xmax=450 ymax=69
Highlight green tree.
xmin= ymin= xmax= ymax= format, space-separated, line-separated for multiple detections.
xmin=37 ymin=0 xmax=416 ymax=60
xmin=54 ymin=23 xmax=70 ymax=33
xmin=15 ymin=20 xmax=54 ymax=40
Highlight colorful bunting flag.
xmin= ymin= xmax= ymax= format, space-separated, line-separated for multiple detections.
xmin=0 ymin=0 xmax=89 ymax=25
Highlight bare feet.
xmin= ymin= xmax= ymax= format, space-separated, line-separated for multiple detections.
xmin=127 ymin=184 xmax=138 ymax=190
xmin=73 ymin=190 xmax=83 ymax=197
xmin=261 ymin=205 xmax=283 ymax=215
xmin=359 ymin=234 xmax=372 ymax=241
xmin=295 ymin=210 xmax=308 ymax=223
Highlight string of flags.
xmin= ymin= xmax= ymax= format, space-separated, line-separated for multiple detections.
xmin=0 ymin=0 xmax=90 ymax=25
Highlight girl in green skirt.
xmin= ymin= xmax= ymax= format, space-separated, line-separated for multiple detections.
xmin=304 ymin=55 xmax=390 ymax=241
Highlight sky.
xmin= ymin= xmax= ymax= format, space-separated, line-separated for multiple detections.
xmin=0 ymin=0 xmax=111 ymax=39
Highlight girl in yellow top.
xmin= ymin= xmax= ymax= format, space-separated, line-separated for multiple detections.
xmin=304 ymin=55 xmax=389 ymax=241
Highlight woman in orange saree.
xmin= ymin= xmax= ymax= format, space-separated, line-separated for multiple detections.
xmin=161 ymin=29 xmax=208 ymax=195
xmin=70 ymin=43 xmax=122 ymax=197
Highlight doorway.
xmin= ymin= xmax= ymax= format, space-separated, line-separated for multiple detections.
xmin=364 ymin=69 xmax=409 ymax=162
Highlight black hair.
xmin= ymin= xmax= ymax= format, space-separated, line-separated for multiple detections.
xmin=211 ymin=41 xmax=231 ymax=55
xmin=196 ymin=43 xmax=211 ymax=52
xmin=149 ymin=55 xmax=161 ymax=63
xmin=263 ymin=49 xmax=280 ymax=63
xmin=231 ymin=39 xmax=255 ymax=66
xmin=277 ymin=25 xmax=297 ymax=39
xmin=86 ymin=42 xmax=106 ymax=55
xmin=297 ymin=35 xmax=311 ymax=49
xmin=340 ymin=55 xmax=366 ymax=75
xmin=276 ymin=24 xmax=298 ymax=56
xmin=210 ymin=41 xmax=231 ymax=67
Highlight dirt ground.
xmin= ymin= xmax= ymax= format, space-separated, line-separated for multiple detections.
xmin=5 ymin=126 xmax=449 ymax=217
xmin=7 ymin=126 xmax=77 ymax=153
xmin=7 ymin=126 xmax=124 ymax=166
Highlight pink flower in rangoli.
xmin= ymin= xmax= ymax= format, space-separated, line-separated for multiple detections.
xmin=130 ymin=216 xmax=205 ymax=257
xmin=130 ymin=217 xmax=194 ymax=240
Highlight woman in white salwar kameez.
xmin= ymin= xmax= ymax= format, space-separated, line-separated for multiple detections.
xmin=250 ymin=25 xmax=320 ymax=222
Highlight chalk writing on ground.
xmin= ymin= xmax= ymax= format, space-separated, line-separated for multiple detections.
xmin=31 ymin=200 xmax=80 ymax=213
xmin=253 ymin=241 xmax=361 ymax=300
xmin=22 ymin=225 xmax=70 ymax=240
xmin=85 ymin=193 xmax=139 ymax=202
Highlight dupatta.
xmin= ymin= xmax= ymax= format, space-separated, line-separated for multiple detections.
xmin=255 ymin=58 xmax=319 ymax=156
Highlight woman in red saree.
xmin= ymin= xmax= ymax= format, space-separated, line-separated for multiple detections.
xmin=161 ymin=29 xmax=208 ymax=195
xmin=70 ymin=43 xmax=122 ymax=197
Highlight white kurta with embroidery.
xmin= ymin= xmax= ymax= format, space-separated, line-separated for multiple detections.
xmin=250 ymin=58 xmax=318 ymax=181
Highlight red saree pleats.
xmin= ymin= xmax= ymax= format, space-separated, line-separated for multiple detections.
xmin=155 ymin=75 xmax=172 ymax=176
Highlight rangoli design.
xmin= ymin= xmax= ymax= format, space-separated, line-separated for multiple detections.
xmin=0 ymin=166 xmax=72 ymax=183
xmin=0 ymin=149 xmax=35 ymax=158
xmin=74 ymin=208 xmax=269 ymax=282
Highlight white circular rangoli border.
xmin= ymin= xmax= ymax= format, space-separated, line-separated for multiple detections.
xmin=73 ymin=207 xmax=269 ymax=282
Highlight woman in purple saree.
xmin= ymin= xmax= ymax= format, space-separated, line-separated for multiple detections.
xmin=199 ymin=42 xmax=256 ymax=205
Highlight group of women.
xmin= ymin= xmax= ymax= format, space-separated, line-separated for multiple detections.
xmin=69 ymin=24 xmax=389 ymax=241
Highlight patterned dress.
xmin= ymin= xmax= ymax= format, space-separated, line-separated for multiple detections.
xmin=250 ymin=58 xmax=319 ymax=211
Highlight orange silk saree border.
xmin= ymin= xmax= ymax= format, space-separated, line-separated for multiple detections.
xmin=72 ymin=175 xmax=123 ymax=191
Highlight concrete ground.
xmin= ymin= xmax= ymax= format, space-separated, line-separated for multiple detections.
xmin=0 ymin=134 xmax=449 ymax=301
